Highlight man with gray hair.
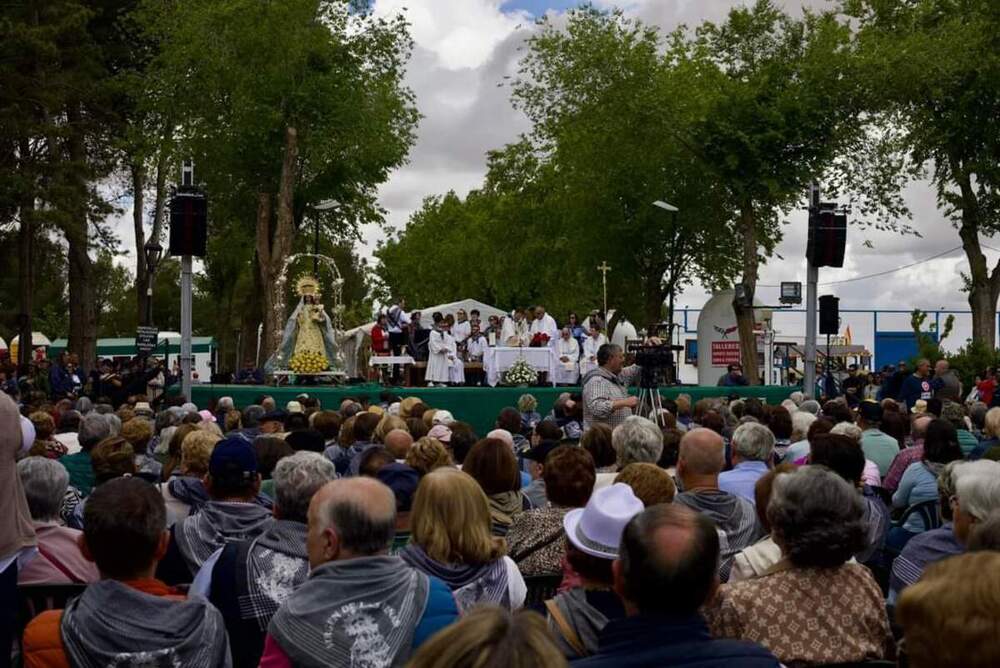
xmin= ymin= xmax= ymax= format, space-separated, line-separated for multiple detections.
xmin=582 ymin=343 xmax=642 ymax=429
xmin=612 ymin=416 xmax=664 ymax=470
xmin=16 ymin=457 xmax=99 ymax=585
xmin=59 ymin=412 xmax=112 ymax=496
xmin=718 ymin=422 xmax=774 ymax=502
xmin=889 ymin=459 xmax=1000 ymax=602
xmin=258 ymin=478 xmax=459 ymax=667
xmin=192 ymin=451 xmax=337 ymax=668
xmin=674 ymin=429 xmax=764 ymax=582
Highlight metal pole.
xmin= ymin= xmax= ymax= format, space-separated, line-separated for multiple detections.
xmin=825 ymin=333 xmax=832 ymax=398
xmin=313 ymin=216 xmax=320 ymax=276
xmin=180 ymin=255 xmax=193 ymax=400
xmin=804 ymin=182 xmax=820 ymax=397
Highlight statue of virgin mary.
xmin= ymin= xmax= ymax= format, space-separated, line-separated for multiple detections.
xmin=265 ymin=275 xmax=340 ymax=374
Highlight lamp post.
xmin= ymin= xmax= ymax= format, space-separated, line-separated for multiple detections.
xmin=144 ymin=240 xmax=163 ymax=327
xmin=311 ymin=199 xmax=340 ymax=276
xmin=652 ymin=200 xmax=680 ymax=340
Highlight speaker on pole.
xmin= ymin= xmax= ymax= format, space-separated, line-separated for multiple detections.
xmin=807 ymin=206 xmax=847 ymax=268
xmin=168 ymin=188 xmax=208 ymax=257
xmin=819 ymin=295 xmax=839 ymax=335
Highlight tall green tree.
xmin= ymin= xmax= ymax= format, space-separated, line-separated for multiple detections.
xmin=664 ymin=1 xmax=863 ymax=382
xmin=141 ymin=0 xmax=418 ymax=359
xmin=847 ymin=0 xmax=1000 ymax=347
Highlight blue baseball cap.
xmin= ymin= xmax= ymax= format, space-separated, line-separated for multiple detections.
xmin=210 ymin=437 xmax=258 ymax=480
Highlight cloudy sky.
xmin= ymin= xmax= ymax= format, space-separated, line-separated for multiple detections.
xmin=359 ymin=0 xmax=998 ymax=350
xmin=109 ymin=0 xmax=995 ymax=351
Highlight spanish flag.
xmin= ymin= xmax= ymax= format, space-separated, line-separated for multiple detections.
xmin=844 ymin=325 xmax=853 ymax=345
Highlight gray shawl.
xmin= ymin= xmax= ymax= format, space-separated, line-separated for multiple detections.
xmin=175 ymin=501 xmax=274 ymax=574
xmin=674 ymin=489 xmax=764 ymax=581
xmin=237 ymin=519 xmax=309 ymax=630
xmin=268 ymin=556 xmax=430 ymax=668
xmin=61 ymin=579 xmax=231 ymax=667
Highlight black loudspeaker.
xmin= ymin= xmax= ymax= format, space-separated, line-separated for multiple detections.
xmin=807 ymin=206 xmax=846 ymax=268
xmin=168 ymin=188 xmax=208 ymax=257
xmin=819 ymin=295 xmax=840 ymax=335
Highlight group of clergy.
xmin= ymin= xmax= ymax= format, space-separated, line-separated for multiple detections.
xmin=376 ymin=302 xmax=611 ymax=386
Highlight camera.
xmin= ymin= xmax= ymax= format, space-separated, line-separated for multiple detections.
xmin=626 ymin=341 xmax=681 ymax=388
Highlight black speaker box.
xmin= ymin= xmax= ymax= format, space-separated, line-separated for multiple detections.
xmin=169 ymin=189 xmax=208 ymax=257
xmin=807 ymin=208 xmax=846 ymax=268
xmin=819 ymin=295 xmax=840 ymax=335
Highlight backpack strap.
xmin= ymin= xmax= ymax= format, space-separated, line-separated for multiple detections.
xmin=545 ymin=598 xmax=587 ymax=657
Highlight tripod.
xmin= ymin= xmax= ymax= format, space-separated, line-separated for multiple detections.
xmin=636 ymin=385 xmax=666 ymax=427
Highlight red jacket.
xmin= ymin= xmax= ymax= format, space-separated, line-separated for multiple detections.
xmin=22 ymin=578 xmax=184 ymax=668
xmin=371 ymin=325 xmax=390 ymax=354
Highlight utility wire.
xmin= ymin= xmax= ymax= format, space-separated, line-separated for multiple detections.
xmin=758 ymin=245 xmax=967 ymax=288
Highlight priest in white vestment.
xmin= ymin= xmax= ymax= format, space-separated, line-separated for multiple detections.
xmin=500 ymin=310 xmax=530 ymax=347
xmin=529 ymin=305 xmax=559 ymax=341
xmin=426 ymin=320 xmax=453 ymax=386
xmin=553 ymin=327 xmax=580 ymax=385
xmin=580 ymin=327 xmax=608 ymax=377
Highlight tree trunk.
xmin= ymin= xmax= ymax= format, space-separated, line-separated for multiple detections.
xmin=642 ymin=267 xmax=667 ymax=330
xmin=132 ymin=162 xmax=148 ymax=324
xmin=734 ymin=200 xmax=760 ymax=385
xmin=256 ymin=126 xmax=300 ymax=363
xmin=65 ymin=104 xmax=97 ymax=372
xmin=953 ymin=155 xmax=1000 ymax=348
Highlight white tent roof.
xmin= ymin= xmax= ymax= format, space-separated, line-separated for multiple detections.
xmin=7 ymin=332 xmax=52 ymax=348
xmin=342 ymin=298 xmax=508 ymax=339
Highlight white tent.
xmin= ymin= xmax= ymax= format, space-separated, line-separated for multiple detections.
xmin=9 ymin=332 xmax=52 ymax=348
xmin=339 ymin=298 xmax=508 ymax=377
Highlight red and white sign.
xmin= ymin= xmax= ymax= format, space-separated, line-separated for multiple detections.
xmin=711 ymin=341 xmax=741 ymax=366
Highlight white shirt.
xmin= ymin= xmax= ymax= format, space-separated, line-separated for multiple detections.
xmin=501 ymin=317 xmax=529 ymax=347
xmin=452 ymin=320 xmax=472 ymax=343
xmin=466 ymin=335 xmax=488 ymax=361
xmin=582 ymin=333 xmax=608 ymax=362
xmin=530 ymin=313 xmax=559 ymax=340
xmin=555 ymin=336 xmax=580 ymax=363
xmin=386 ymin=304 xmax=411 ymax=334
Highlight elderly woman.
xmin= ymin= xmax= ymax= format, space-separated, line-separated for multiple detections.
xmin=593 ymin=416 xmax=663 ymax=491
xmin=16 ymin=457 xmax=99 ymax=585
xmin=581 ymin=424 xmax=616 ymax=475
xmin=614 ymin=463 xmax=675 ymax=507
xmin=893 ymin=419 xmax=964 ymax=534
xmin=464 ymin=438 xmax=532 ymax=536
xmin=507 ymin=446 xmax=596 ymax=576
xmin=405 ymin=436 xmax=453 ymax=476
xmin=897 ymin=552 xmax=1000 ymax=668
xmin=708 ymin=466 xmax=894 ymax=666
xmin=399 ymin=468 xmax=526 ymax=611
xmin=159 ymin=430 xmax=222 ymax=524
xmin=27 ymin=412 xmax=67 ymax=459
xmin=121 ymin=417 xmax=163 ymax=482
xmin=729 ymin=463 xmax=797 ymax=582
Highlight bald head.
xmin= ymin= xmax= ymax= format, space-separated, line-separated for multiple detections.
xmin=383 ymin=429 xmax=414 ymax=460
xmin=912 ymin=415 xmax=933 ymax=440
xmin=678 ymin=428 xmax=726 ymax=476
xmin=307 ymin=478 xmax=396 ymax=567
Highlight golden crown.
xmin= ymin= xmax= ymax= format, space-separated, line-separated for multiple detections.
xmin=295 ymin=275 xmax=321 ymax=297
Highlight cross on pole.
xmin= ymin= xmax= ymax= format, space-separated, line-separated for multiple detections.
xmin=597 ymin=261 xmax=611 ymax=319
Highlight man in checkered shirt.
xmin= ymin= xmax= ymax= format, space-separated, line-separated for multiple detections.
xmin=581 ymin=343 xmax=644 ymax=429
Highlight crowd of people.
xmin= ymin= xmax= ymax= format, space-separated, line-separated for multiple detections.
xmin=4 ymin=342 xmax=1000 ymax=667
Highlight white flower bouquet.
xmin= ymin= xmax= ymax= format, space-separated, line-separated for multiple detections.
xmin=503 ymin=358 xmax=538 ymax=386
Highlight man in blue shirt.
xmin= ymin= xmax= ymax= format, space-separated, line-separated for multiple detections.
xmin=899 ymin=358 xmax=933 ymax=413
xmin=718 ymin=422 xmax=774 ymax=503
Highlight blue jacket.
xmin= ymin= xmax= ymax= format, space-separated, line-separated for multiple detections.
xmin=899 ymin=374 xmax=932 ymax=411
xmin=49 ymin=363 xmax=74 ymax=397
xmin=573 ymin=614 xmax=779 ymax=668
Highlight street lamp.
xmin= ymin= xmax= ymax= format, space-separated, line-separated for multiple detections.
xmin=652 ymin=200 xmax=680 ymax=345
xmin=311 ymin=199 xmax=340 ymax=276
xmin=144 ymin=239 xmax=163 ymax=327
